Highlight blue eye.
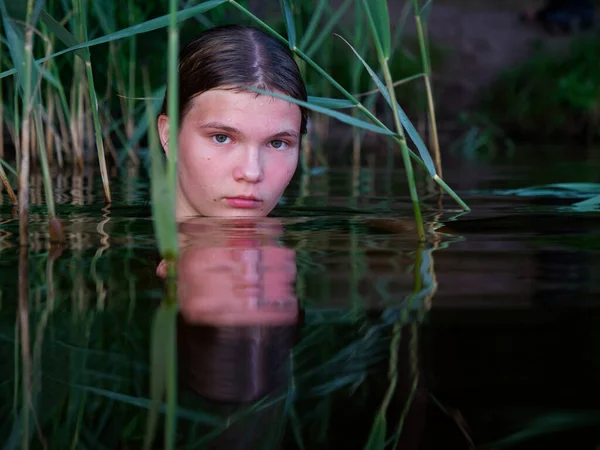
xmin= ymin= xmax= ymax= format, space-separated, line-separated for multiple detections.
xmin=270 ymin=140 xmax=288 ymax=150
xmin=212 ymin=134 xmax=231 ymax=144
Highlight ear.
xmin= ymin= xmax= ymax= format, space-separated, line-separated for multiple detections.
xmin=157 ymin=114 xmax=170 ymax=156
xmin=156 ymin=259 xmax=168 ymax=279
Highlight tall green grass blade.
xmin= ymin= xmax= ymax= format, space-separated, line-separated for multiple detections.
xmin=164 ymin=0 xmax=180 ymax=259
xmin=0 ymin=0 xmax=228 ymax=80
xmin=297 ymin=0 xmax=326 ymax=51
xmin=360 ymin=1 xmax=426 ymax=238
xmin=504 ymin=183 xmax=600 ymax=197
xmin=39 ymin=9 xmax=88 ymax=60
xmin=480 ymin=411 xmax=600 ymax=450
xmin=124 ymin=91 xmax=164 ymax=153
xmin=279 ymin=0 xmax=296 ymax=49
xmin=337 ymin=34 xmax=437 ymax=177
xmin=143 ymin=73 xmax=177 ymax=256
xmin=85 ymin=59 xmax=112 ymax=203
xmin=72 ymin=0 xmax=112 ymax=202
xmin=3 ymin=0 xmax=43 ymax=24
xmin=90 ymin=0 xmax=116 ymax=34
xmin=390 ymin=1 xmax=414 ymax=52
xmin=308 ymin=96 xmax=355 ymax=109
xmin=350 ymin=3 xmax=366 ymax=90
xmin=144 ymin=304 xmax=169 ymax=450
xmin=68 ymin=383 xmax=222 ymax=424
xmin=362 ymin=0 xmax=391 ymax=59
xmin=364 ymin=413 xmax=386 ymax=450
xmin=305 ymin=0 xmax=353 ymax=58
xmin=0 ymin=2 xmax=34 ymax=93
xmin=247 ymin=86 xmax=395 ymax=136
xmin=32 ymin=111 xmax=57 ymax=218
xmin=572 ymin=194 xmax=600 ymax=211
xmin=0 ymin=158 xmax=17 ymax=204
xmin=0 ymin=157 xmax=18 ymax=176
xmin=164 ymin=301 xmax=178 ymax=450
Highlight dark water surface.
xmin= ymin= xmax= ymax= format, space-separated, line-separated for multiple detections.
xmin=1 ymin=150 xmax=599 ymax=449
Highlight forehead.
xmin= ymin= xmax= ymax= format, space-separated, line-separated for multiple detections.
xmin=184 ymin=88 xmax=302 ymax=130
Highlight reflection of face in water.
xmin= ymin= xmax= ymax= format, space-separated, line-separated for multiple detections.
xmin=157 ymin=218 xmax=299 ymax=404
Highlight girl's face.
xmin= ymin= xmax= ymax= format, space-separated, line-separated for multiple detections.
xmin=158 ymin=88 xmax=301 ymax=219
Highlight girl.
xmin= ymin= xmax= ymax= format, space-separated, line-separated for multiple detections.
xmin=157 ymin=25 xmax=308 ymax=220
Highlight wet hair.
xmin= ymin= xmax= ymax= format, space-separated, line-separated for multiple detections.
xmin=177 ymin=314 xmax=303 ymax=403
xmin=160 ymin=24 xmax=308 ymax=134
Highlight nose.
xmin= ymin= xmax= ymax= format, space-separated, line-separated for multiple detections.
xmin=233 ymin=146 xmax=264 ymax=183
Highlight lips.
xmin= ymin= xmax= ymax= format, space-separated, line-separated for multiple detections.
xmin=225 ymin=195 xmax=263 ymax=209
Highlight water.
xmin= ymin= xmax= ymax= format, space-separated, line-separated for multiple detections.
xmin=0 ymin=149 xmax=599 ymax=449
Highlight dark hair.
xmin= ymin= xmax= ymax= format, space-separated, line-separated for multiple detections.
xmin=177 ymin=315 xmax=302 ymax=403
xmin=160 ymin=24 xmax=308 ymax=134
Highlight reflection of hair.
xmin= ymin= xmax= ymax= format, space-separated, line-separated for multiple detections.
xmin=160 ymin=25 xmax=308 ymax=134
xmin=177 ymin=314 xmax=301 ymax=404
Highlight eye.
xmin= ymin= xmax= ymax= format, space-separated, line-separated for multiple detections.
xmin=212 ymin=134 xmax=232 ymax=144
xmin=269 ymin=140 xmax=289 ymax=150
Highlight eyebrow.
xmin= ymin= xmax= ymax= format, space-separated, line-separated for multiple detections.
xmin=199 ymin=121 xmax=300 ymax=140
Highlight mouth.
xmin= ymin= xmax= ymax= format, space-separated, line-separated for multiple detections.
xmin=225 ymin=195 xmax=263 ymax=209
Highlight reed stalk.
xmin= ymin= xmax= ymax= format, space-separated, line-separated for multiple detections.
xmin=18 ymin=245 xmax=31 ymax=450
xmin=127 ymin=0 xmax=138 ymax=162
xmin=162 ymin=0 xmax=180 ymax=444
xmin=140 ymin=0 xmax=182 ymax=437
xmin=379 ymin=57 xmax=425 ymax=239
xmin=166 ymin=0 xmax=179 ymax=217
xmin=84 ymin=89 xmax=94 ymax=150
xmin=45 ymin=80 xmax=56 ymax=164
xmin=33 ymin=109 xmax=65 ymax=242
xmin=13 ymin=80 xmax=21 ymax=171
xmin=0 ymin=42 xmax=3 ymax=161
xmin=69 ymin=61 xmax=82 ymax=168
xmin=40 ymin=21 xmax=56 ymax=165
xmin=74 ymin=0 xmax=112 ymax=203
xmin=17 ymin=0 xmax=37 ymax=247
xmin=0 ymin=51 xmax=17 ymax=204
xmin=54 ymin=91 xmax=69 ymax=166
xmin=412 ymin=0 xmax=442 ymax=178
xmin=0 ymin=162 xmax=17 ymax=204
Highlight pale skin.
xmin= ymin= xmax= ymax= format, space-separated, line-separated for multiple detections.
xmin=156 ymin=218 xmax=298 ymax=326
xmin=158 ymin=88 xmax=302 ymax=220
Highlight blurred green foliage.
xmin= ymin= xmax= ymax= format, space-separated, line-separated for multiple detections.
xmin=481 ymin=35 xmax=600 ymax=143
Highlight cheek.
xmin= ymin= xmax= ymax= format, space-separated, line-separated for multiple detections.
xmin=265 ymin=154 xmax=298 ymax=190
xmin=178 ymin=134 xmax=224 ymax=187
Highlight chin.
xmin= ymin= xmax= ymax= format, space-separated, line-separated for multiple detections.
xmin=219 ymin=208 xmax=271 ymax=218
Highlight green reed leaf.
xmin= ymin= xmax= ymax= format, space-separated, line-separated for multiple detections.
xmin=0 ymin=1 xmax=30 ymax=91
xmin=69 ymin=384 xmax=222 ymax=424
xmin=90 ymin=0 xmax=117 ymax=33
xmin=144 ymin=303 xmax=170 ymax=450
xmin=0 ymin=0 xmax=227 ymax=80
xmin=308 ymin=96 xmax=355 ymax=109
xmin=298 ymin=0 xmax=326 ymax=51
xmin=572 ymin=194 xmax=600 ymax=211
xmin=3 ymin=0 xmax=43 ymax=24
xmin=479 ymin=411 xmax=600 ymax=450
xmin=0 ymin=157 xmax=18 ymax=176
xmin=247 ymin=86 xmax=396 ymax=136
xmin=494 ymin=183 xmax=600 ymax=198
xmin=305 ymin=0 xmax=353 ymax=58
xmin=279 ymin=0 xmax=296 ymax=49
xmin=39 ymin=9 xmax=88 ymax=60
xmin=143 ymin=72 xmax=177 ymax=256
xmin=362 ymin=0 xmax=391 ymax=60
xmin=125 ymin=91 xmax=164 ymax=152
xmin=364 ymin=412 xmax=387 ymax=450
xmin=337 ymin=34 xmax=437 ymax=177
